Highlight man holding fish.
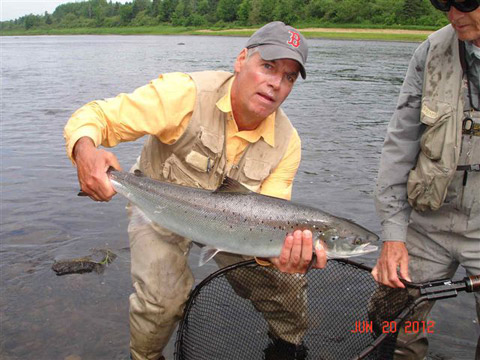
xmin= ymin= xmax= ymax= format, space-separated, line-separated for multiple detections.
xmin=65 ymin=22 xmax=327 ymax=360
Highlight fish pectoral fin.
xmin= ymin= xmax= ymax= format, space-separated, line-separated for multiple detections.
xmin=199 ymin=246 xmax=221 ymax=266
xmin=214 ymin=177 xmax=251 ymax=194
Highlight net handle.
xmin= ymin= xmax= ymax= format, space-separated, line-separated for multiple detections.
xmin=465 ymin=275 xmax=480 ymax=292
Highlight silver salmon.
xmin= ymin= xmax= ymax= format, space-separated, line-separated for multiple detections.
xmin=109 ymin=170 xmax=378 ymax=265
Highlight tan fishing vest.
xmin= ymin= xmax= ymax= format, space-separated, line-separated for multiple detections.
xmin=407 ymin=26 xmax=466 ymax=211
xmin=138 ymin=71 xmax=294 ymax=192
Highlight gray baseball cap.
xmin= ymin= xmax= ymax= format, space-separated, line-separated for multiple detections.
xmin=246 ymin=21 xmax=308 ymax=79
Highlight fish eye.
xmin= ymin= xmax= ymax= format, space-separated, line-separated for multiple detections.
xmin=353 ymin=237 xmax=362 ymax=245
xmin=331 ymin=235 xmax=339 ymax=241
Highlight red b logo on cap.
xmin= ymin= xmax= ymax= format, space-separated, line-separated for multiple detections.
xmin=287 ymin=30 xmax=300 ymax=48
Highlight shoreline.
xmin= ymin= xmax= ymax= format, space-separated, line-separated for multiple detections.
xmin=1 ymin=26 xmax=435 ymax=42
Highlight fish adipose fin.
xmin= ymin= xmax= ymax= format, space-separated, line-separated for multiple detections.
xmin=214 ymin=177 xmax=251 ymax=194
xmin=199 ymin=246 xmax=221 ymax=266
xmin=133 ymin=169 xmax=146 ymax=177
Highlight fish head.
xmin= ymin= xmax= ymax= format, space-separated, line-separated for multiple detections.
xmin=318 ymin=225 xmax=379 ymax=259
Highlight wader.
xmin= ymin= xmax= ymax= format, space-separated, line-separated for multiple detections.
xmin=127 ymin=71 xmax=307 ymax=360
xmin=396 ymin=27 xmax=480 ymax=360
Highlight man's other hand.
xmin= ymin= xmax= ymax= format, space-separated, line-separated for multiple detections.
xmin=372 ymin=241 xmax=411 ymax=288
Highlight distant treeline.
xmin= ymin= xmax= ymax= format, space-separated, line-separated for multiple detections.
xmin=1 ymin=0 xmax=448 ymax=31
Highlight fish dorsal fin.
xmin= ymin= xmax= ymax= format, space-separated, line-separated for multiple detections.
xmin=199 ymin=246 xmax=221 ymax=266
xmin=214 ymin=177 xmax=251 ymax=194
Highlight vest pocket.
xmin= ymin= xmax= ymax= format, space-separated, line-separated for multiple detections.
xmin=242 ymin=158 xmax=272 ymax=181
xmin=420 ymin=105 xmax=452 ymax=161
xmin=407 ymin=158 xmax=452 ymax=211
xmin=199 ymin=126 xmax=224 ymax=154
xmin=162 ymin=153 xmax=201 ymax=188
xmin=185 ymin=150 xmax=210 ymax=173
xmin=408 ymin=101 xmax=457 ymax=211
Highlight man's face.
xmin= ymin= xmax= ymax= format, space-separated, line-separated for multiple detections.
xmin=448 ymin=6 xmax=480 ymax=44
xmin=232 ymin=49 xmax=300 ymax=127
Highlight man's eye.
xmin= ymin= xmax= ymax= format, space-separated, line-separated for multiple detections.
xmin=263 ymin=63 xmax=273 ymax=69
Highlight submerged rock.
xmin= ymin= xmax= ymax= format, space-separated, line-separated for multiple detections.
xmin=52 ymin=248 xmax=117 ymax=276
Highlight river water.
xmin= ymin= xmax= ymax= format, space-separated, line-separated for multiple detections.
xmin=0 ymin=35 xmax=478 ymax=360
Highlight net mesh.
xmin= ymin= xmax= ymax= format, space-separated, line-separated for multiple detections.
xmin=175 ymin=259 xmax=413 ymax=360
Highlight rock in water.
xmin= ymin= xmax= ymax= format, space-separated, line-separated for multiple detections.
xmin=52 ymin=248 xmax=117 ymax=276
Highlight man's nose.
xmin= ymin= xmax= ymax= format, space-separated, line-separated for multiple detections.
xmin=268 ymin=73 xmax=282 ymax=89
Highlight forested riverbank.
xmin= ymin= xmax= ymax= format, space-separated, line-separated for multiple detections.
xmin=1 ymin=0 xmax=447 ymax=40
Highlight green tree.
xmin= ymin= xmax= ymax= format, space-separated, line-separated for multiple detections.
xmin=24 ymin=14 xmax=40 ymax=29
xmin=132 ymin=0 xmax=151 ymax=17
xmin=259 ymin=0 xmax=275 ymax=22
xmin=249 ymin=0 xmax=262 ymax=24
xmin=151 ymin=0 xmax=160 ymax=16
xmin=120 ymin=3 xmax=134 ymax=24
xmin=45 ymin=11 xmax=53 ymax=25
xmin=197 ymin=0 xmax=210 ymax=15
xmin=306 ymin=0 xmax=338 ymax=21
xmin=401 ymin=0 xmax=430 ymax=23
xmin=237 ymin=0 xmax=252 ymax=25
xmin=171 ymin=0 xmax=192 ymax=25
xmin=216 ymin=0 xmax=239 ymax=22
xmin=370 ymin=0 xmax=403 ymax=25
xmin=273 ymin=0 xmax=302 ymax=24
xmin=158 ymin=0 xmax=178 ymax=22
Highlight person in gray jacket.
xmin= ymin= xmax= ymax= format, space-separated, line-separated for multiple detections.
xmin=372 ymin=0 xmax=480 ymax=358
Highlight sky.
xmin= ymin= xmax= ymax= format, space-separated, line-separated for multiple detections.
xmin=1 ymin=0 xmax=128 ymax=21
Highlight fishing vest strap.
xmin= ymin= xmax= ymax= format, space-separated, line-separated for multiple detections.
xmin=457 ymin=164 xmax=480 ymax=172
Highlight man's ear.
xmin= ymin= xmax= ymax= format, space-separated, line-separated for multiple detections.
xmin=234 ymin=48 xmax=248 ymax=73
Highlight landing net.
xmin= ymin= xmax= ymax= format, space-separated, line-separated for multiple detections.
xmin=175 ymin=259 xmax=413 ymax=360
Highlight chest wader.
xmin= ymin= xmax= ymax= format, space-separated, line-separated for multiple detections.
xmin=394 ymin=26 xmax=480 ymax=360
xmin=128 ymin=71 xmax=308 ymax=360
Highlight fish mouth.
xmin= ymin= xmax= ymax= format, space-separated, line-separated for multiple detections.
xmin=358 ymin=243 xmax=378 ymax=253
xmin=326 ymin=242 xmax=379 ymax=259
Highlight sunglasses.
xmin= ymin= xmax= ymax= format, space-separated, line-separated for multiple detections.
xmin=430 ymin=0 xmax=479 ymax=12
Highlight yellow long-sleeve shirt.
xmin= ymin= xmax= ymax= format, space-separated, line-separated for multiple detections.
xmin=64 ymin=72 xmax=301 ymax=200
